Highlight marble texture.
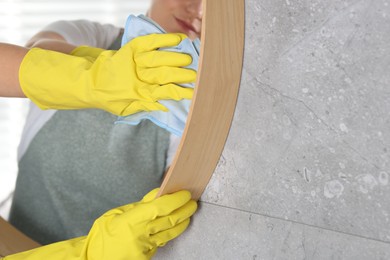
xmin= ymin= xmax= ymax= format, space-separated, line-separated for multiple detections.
xmin=157 ymin=204 xmax=390 ymax=260
xmin=160 ymin=0 xmax=390 ymax=258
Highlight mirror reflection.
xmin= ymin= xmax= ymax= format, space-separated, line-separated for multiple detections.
xmin=0 ymin=0 xmax=202 ymax=254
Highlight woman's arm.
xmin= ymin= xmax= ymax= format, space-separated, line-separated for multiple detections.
xmin=25 ymin=31 xmax=76 ymax=52
xmin=3 ymin=189 xmax=197 ymax=260
xmin=0 ymin=43 xmax=28 ymax=97
xmin=2 ymin=24 xmax=195 ymax=116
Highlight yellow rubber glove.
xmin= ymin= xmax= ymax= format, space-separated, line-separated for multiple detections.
xmin=4 ymin=189 xmax=197 ymax=260
xmin=19 ymin=33 xmax=196 ymax=116
xmin=69 ymin=46 xmax=105 ymax=62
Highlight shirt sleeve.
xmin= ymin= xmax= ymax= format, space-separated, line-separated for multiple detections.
xmin=41 ymin=20 xmax=122 ymax=49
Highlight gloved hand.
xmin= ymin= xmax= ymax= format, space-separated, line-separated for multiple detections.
xmin=69 ymin=45 xmax=106 ymax=61
xmin=19 ymin=33 xmax=196 ymax=116
xmin=4 ymin=189 xmax=197 ymax=260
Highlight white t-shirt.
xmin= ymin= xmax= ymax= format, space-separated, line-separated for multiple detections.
xmin=18 ymin=20 xmax=180 ymax=168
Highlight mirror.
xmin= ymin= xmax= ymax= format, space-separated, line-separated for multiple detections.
xmin=0 ymin=0 xmax=245 ymax=256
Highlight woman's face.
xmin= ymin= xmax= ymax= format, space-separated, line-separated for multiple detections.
xmin=147 ymin=0 xmax=203 ymax=40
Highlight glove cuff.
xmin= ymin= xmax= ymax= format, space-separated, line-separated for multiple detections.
xmin=70 ymin=46 xmax=105 ymax=59
xmin=19 ymin=47 xmax=94 ymax=110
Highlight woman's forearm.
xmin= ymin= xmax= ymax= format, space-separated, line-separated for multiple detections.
xmin=28 ymin=39 xmax=76 ymax=54
xmin=0 ymin=43 xmax=28 ymax=97
xmin=26 ymin=31 xmax=76 ymax=53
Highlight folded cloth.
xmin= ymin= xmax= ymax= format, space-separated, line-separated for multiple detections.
xmin=115 ymin=15 xmax=200 ymax=136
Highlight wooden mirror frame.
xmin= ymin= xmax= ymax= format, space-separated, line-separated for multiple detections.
xmin=0 ymin=217 xmax=40 ymax=257
xmin=0 ymin=0 xmax=245 ymax=256
xmin=158 ymin=0 xmax=245 ymax=199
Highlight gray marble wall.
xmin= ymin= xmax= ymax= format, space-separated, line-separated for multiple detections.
xmin=158 ymin=0 xmax=390 ymax=259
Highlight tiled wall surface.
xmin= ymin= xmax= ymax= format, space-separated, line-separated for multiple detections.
xmin=158 ymin=0 xmax=390 ymax=258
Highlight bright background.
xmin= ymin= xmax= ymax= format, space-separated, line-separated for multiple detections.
xmin=0 ymin=0 xmax=151 ymax=219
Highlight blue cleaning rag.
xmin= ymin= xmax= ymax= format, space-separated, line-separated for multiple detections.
xmin=115 ymin=14 xmax=200 ymax=136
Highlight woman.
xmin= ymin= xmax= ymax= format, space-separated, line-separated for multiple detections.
xmin=3 ymin=0 xmax=202 ymax=259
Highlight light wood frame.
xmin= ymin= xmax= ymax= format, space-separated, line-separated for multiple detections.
xmin=0 ymin=217 xmax=40 ymax=257
xmin=0 ymin=0 xmax=245 ymax=256
xmin=158 ymin=0 xmax=245 ymax=199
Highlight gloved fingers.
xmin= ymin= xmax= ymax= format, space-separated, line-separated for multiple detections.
xmin=147 ymin=200 xmax=197 ymax=234
xmin=101 ymin=207 xmax=127 ymax=217
xmin=146 ymin=190 xmax=192 ymax=217
xmin=138 ymin=67 xmax=197 ymax=85
xmin=127 ymin=190 xmax=192 ymax=223
xmin=149 ymin=218 xmax=191 ymax=247
xmin=122 ymin=190 xmax=191 ymax=225
xmin=152 ymin=83 xmax=194 ymax=101
xmin=135 ymin=51 xmax=192 ymax=68
xmin=104 ymin=204 xmax=137 ymax=217
xmin=129 ymin=33 xmax=188 ymax=53
xmin=145 ymin=247 xmax=158 ymax=259
xmin=120 ymin=101 xmax=168 ymax=116
xmin=142 ymin=188 xmax=160 ymax=202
